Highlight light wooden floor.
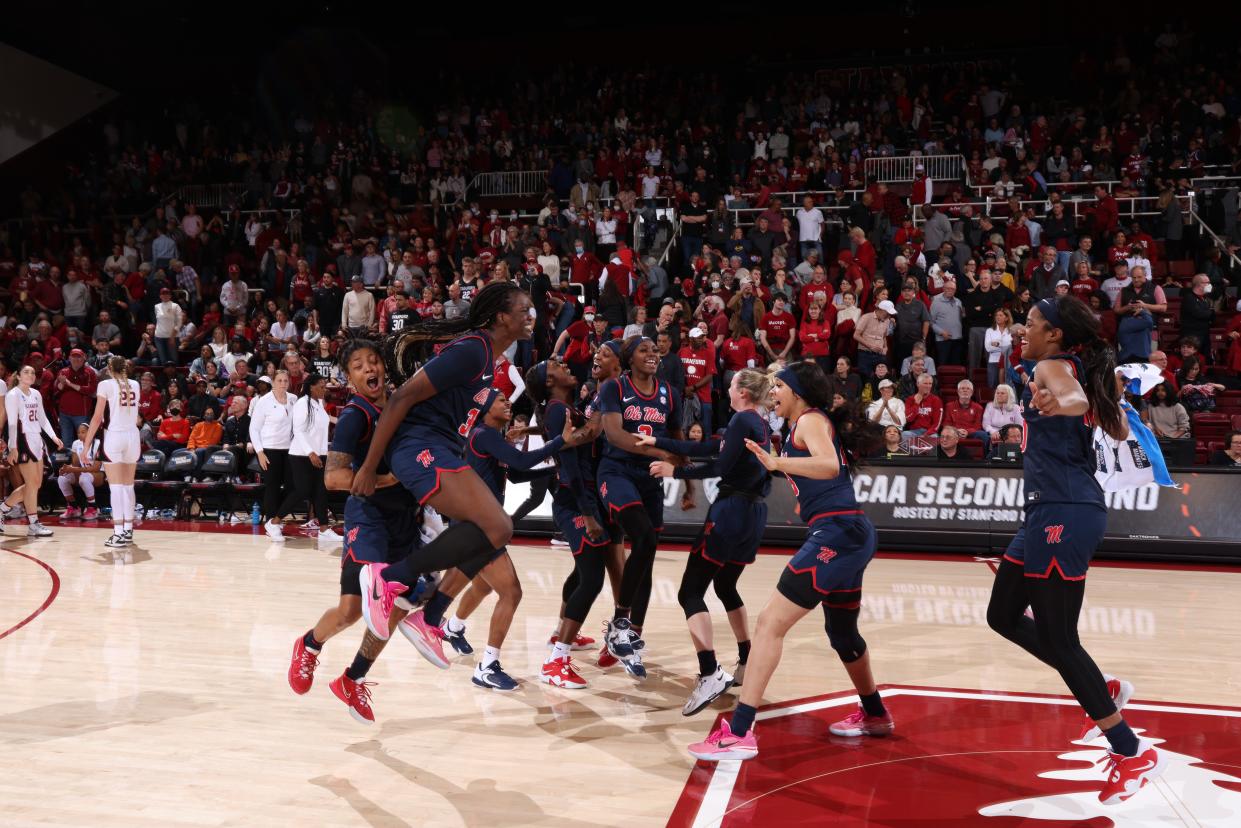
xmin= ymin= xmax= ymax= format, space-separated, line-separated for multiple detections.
xmin=2 ymin=526 xmax=1239 ymax=827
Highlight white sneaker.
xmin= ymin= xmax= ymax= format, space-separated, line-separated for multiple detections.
xmin=550 ymin=537 xmax=570 ymax=548
xmin=8 ymin=503 xmax=27 ymax=519
xmin=302 ymin=519 xmax=320 ymax=532
xmin=104 ymin=533 xmax=129 ymax=548
xmin=229 ymin=513 xmax=244 ymax=525
xmin=265 ymin=520 xmax=285 ymax=542
xmin=27 ymin=521 xmax=54 ymax=538
xmin=683 ymin=666 xmax=735 ymax=716
xmin=317 ymin=527 xmax=342 ymax=544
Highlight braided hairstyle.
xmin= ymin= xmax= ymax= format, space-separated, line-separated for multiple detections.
xmin=383 ymin=281 xmax=525 ymax=385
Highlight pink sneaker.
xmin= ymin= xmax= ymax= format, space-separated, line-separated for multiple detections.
xmin=688 ymin=720 xmax=758 ymax=761
xmin=81 ymin=507 xmax=100 ymax=520
xmin=829 ymin=706 xmax=895 ymax=737
xmin=358 ymin=563 xmax=407 ymax=641
xmin=397 ymin=609 xmax=450 ymax=669
xmin=1079 ymin=676 xmax=1135 ymax=741
xmin=62 ymin=506 xmax=80 ymax=519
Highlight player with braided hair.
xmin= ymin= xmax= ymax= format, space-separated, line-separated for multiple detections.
xmin=351 ymin=282 xmax=536 ymax=666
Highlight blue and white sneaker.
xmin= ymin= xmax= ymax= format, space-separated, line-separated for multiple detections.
xmin=471 ymin=661 xmax=519 ymax=691
xmin=441 ymin=624 xmax=474 ymax=656
xmin=605 ymin=618 xmax=637 ymax=660
xmin=620 ymin=636 xmax=647 ymax=680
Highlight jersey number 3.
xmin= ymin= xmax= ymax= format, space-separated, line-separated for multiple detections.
xmin=458 ymin=408 xmax=480 ymax=437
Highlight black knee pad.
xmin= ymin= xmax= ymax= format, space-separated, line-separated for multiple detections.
xmin=712 ymin=567 xmax=745 ymax=613
xmin=561 ymin=570 xmax=579 ymax=604
xmin=824 ymin=607 xmax=867 ymax=663
xmin=677 ymin=583 xmax=708 ymax=618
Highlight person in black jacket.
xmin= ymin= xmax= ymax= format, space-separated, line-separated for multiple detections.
xmin=964 ymin=272 xmax=1012 ymax=372
xmin=313 ymin=272 xmax=345 ymax=336
xmin=219 ymin=395 xmax=253 ymax=476
xmin=1179 ymin=274 xmax=1215 ymax=354
xmin=656 ymin=330 xmax=686 ymax=398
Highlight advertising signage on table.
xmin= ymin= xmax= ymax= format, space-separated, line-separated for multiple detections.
xmin=506 ymin=463 xmax=1241 ymax=563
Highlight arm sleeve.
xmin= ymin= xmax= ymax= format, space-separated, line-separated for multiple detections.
xmin=506 ymin=362 xmax=526 ymax=404
xmin=249 ymin=397 xmax=268 ymax=452
xmin=653 ymin=435 xmax=718 ymax=456
xmin=472 ymin=427 xmax=565 ymax=471
xmin=675 ymin=415 xmax=753 ymax=477
xmin=421 ymin=336 xmax=490 ymax=394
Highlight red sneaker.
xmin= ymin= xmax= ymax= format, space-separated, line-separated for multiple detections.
xmin=1079 ymin=676 xmax=1135 ymax=741
xmin=329 ymin=674 xmax=376 ymax=724
xmin=597 ymin=640 xmax=618 ymax=669
xmin=1098 ymin=740 xmax=1166 ymax=805
xmin=828 ymin=706 xmax=895 ymax=737
xmin=540 ymin=656 xmax=588 ymax=689
xmin=397 ymin=609 xmax=450 ymax=669
xmin=288 ymin=637 xmax=319 ymax=695
xmin=547 ymin=632 xmax=596 ymax=650
xmin=81 ymin=506 xmax=100 ymax=520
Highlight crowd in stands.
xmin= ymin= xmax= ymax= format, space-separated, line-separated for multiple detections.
xmin=2 ymin=21 xmax=1241 ymax=520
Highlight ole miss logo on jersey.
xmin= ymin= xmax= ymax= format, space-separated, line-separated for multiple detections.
xmin=417 ymin=449 xmax=435 ymax=468
xmin=573 ymin=516 xmax=587 ymax=530
xmin=817 ymin=547 xmax=837 ymax=564
xmin=622 ymin=405 xmax=667 ymax=424
xmin=1043 ymin=525 xmax=1065 ymax=544
xmin=346 ymin=527 xmax=360 ymax=544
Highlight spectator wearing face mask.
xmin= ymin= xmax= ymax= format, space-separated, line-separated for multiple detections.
xmin=188 ymin=405 xmax=224 ymax=467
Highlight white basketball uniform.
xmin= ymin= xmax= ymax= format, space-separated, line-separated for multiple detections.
xmin=99 ymin=378 xmax=142 ymax=464
xmin=6 ymin=386 xmax=56 ymax=462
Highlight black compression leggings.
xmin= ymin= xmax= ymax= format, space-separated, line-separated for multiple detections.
xmin=615 ymin=507 xmax=658 ymax=616
xmin=987 ymin=559 xmax=1116 ymax=721
xmin=563 ymin=545 xmax=607 ymax=624
xmin=678 ymin=554 xmax=746 ymax=618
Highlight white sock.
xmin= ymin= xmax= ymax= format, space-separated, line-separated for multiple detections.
xmin=124 ymin=485 xmax=137 ymax=523
xmin=446 ymin=614 xmax=466 ymax=633
xmin=551 ymin=641 xmax=572 ymax=662
xmin=481 ymin=646 xmax=500 ymax=669
xmin=111 ymin=485 xmax=127 ymax=529
xmin=27 ymin=515 xmax=37 ymax=525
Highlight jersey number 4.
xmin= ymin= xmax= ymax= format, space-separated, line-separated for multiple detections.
xmin=458 ymin=407 xmax=480 ymax=437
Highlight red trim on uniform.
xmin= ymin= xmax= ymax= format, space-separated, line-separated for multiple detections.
xmin=452 ymin=332 xmax=494 ymax=383
xmin=1002 ymin=553 xmax=1023 ymax=566
xmin=418 ymin=464 xmax=472 ymax=506
xmin=607 ymin=499 xmax=644 ymax=516
xmin=1023 ymin=555 xmax=1088 ymax=581
xmin=467 ymin=429 xmax=488 ymax=459
xmin=571 ymin=534 xmax=610 ymax=557
xmin=784 ymin=562 xmax=866 ymax=598
xmin=805 ymin=508 xmax=864 ymax=523
xmin=624 ymin=374 xmax=660 ymax=401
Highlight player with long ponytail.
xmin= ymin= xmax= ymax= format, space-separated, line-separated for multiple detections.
xmin=985 ymin=295 xmax=1165 ymax=806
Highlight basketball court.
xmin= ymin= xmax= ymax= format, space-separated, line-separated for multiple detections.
xmin=3 ymin=523 xmax=1239 ymax=826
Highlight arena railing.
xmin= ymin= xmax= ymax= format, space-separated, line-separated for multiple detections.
xmin=967 ymin=179 xmax=1120 ymax=197
xmin=468 ymin=170 xmax=549 ymax=198
xmin=865 ymin=154 xmax=966 ymax=185
xmin=911 ymin=193 xmax=1196 ymax=228
xmin=1188 ymin=209 xmax=1241 ymax=270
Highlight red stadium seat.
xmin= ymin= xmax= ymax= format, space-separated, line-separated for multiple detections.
xmin=1170 ymin=261 xmax=1195 ymax=278
xmin=960 ymin=438 xmax=985 ymax=459
xmin=1232 ymin=414 xmax=1241 ymax=431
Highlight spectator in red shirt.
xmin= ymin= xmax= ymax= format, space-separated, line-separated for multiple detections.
xmin=902 ymin=373 xmax=943 ymax=438
xmin=798 ymin=301 xmax=832 ymax=370
xmin=943 ymin=378 xmax=989 ymax=449
xmin=849 ymin=226 xmax=877 ymax=278
xmin=798 ymin=264 xmax=834 ymax=314
xmin=1090 ymin=185 xmax=1119 ymax=240
xmin=720 ymin=317 xmax=758 ymax=384
xmin=758 ymin=294 xmax=797 ymax=365
xmin=55 ymin=348 xmax=98 ymax=446
xmin=152 ymin=400 xmax=191 ymax=455
xmin=679 ymin=325 xmax=717 ymax=434
xmin=1069 ymin=260 xmax=1099 ymax=301
xmin=568 ymin=240 xmax=603 ymax=303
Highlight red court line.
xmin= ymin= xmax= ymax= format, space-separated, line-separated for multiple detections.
xmin=1 ymin=547 xmax=61 ymax=640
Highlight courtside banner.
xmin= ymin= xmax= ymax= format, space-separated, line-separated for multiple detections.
xmin=507 ymin=465 xmax=1241 ymax=560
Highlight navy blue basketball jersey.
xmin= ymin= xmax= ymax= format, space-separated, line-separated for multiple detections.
xmin=780 ymin=409 xmax=861 ymax=523
xmin=657 ymin=409 xmax=772 ymax=495
xmin=466 ymin=424 xmax=563 ymax=502
xmin=332 ymin=395 xmax=412 ymax=512
xmin=404 ymin=331 xmax=495 ymax=448
xmin=598 ymin=374 xmax=680 ymax=464
xmin=1022 ymin=353 xmax=1105 ymax=508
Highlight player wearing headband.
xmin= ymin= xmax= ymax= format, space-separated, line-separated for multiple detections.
xmin=985 ymin=295 xmax=1166 ymax=805
xmin=641 ymin=367 xmax=772 ymax=715
xmin=595 ymin=335 xmax=683 ymax=680
xmin=689 ymin=360 xmax=888 ymax=761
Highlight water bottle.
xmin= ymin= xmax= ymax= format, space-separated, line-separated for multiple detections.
xmin=251 ymin=503 xmax=261 ymax=525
